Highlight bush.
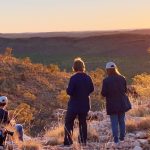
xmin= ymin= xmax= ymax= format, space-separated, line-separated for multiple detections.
xmin=47 ymin=64 xmax=60 ymax=73
xmin=128 ymin=105 xmax=150 ymax=117
xmin=23 ymin=92 xmax=36 ymax=100
xmin=87 ymin=125 xmax=99 ymax=142
xmin=126 ymin=116 xmax=150 ymax=132
xmin=11 ymin=103 xmax=35 ymax=125
xmin=57 ymin=90 xmax=69 ymax=107
xmin=4 ymin=47 xmax=13 ymax=56
xmin=20 ymin=140 xmax=42 ymax=150
xmin=132 ymin=73 xmax=150 ymax=98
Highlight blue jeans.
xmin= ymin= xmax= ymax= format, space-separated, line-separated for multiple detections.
xmin=15 ymin=124 xmax=24 ymax=141
xmin=110 ymin=112 xmax=125 ymax=143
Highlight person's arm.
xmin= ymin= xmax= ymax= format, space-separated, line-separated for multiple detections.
xmin=4 ymin=111 xmax=10 ymax=124
xmin=89 ymin=77 xmax=94 ymax=94
xmin=66 ymin=77 xmax=75 ymax=96
xmin=101 ymin=79 xmax=107 ymax=97
xmin=124 ymin=78 xmax=127 ymax=94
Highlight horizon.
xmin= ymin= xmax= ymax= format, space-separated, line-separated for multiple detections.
xmin=0 ymin=28 xmax=150 ymax=34
xmin=1 ymin=0 xmax=150 ymax=33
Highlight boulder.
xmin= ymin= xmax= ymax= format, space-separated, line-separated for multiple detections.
xmin=133 ymin=146 xmax=143 ymax=150
xmin=136 ymin=132 xmax=148 ymax=139
xmin=137 ymin=139 xmax=149 ymax=145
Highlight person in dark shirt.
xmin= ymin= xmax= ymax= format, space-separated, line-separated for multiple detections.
xmin=0 ymin=97 xmax=24 ymax=143
xmin=0 ymin=96 xmax=9 ymax=125
xmin=63 ymin=57 xmax=94 ymax=146
xmin=101 ymin=62 xmax=131 ymax=145
xmin=0 ymin=96 xmax=10 ymax=146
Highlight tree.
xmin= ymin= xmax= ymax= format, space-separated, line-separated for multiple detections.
xmin=4 ymin=47 xmax=13 ymax=56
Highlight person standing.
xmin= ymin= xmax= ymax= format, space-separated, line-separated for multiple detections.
xmin=101 ymin=62 xmax=131 ymax=145
xmin=63 ymin=57 xmax=94 ymax=146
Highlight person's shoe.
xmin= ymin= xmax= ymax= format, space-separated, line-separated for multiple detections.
xmin=80 ymin=143 xmax=86 ymax=146
xmin=59 ymin=144 xmax=72 ymax=148
xmin=119 ymin=136 xmax=124 ymax=141
xmin=106 ymin=142 xmax=119 ymax=149
xmin=112 ymin=142 xmax=120 ymax=148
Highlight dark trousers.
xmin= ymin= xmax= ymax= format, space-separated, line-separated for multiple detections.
xmin=64 ymin=110 xmax=88 ymax=145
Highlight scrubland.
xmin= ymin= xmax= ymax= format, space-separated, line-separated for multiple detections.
xmin=0 ymin=50 xmax=150 ymax=149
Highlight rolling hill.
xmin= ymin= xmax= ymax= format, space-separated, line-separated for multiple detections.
xmin=0 ymin=30 xmax=150 ymax=79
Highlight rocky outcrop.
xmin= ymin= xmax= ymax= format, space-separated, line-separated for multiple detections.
xmin=40 ymin=110 xmax=150 ymax=150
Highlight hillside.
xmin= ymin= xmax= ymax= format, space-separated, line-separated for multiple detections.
xmin=0 ymin=54 xmax=70 ymax=135
xmin=0 ymin=54 xmax=150 ymax=149
xmin=0 ymin=33 xmax=150 ymax=79
xmin=0 ymin=54 xmax=105 ymax=136
xmin=1 ymin=29 xmax=150 ymax=38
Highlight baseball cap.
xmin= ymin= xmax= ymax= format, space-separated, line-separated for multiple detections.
xmin=106 ymin=62 xmax=117 ymax=69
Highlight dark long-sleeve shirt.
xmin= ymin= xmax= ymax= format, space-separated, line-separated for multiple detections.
xmin=0 ymin=108 xmax=9 ymax=125
xmin=67 ymin=72 xmax=94 ymax=113
xmin=101 ymin=75 xmax=129 ymax=115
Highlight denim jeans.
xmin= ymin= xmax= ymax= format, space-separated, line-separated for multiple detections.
xmin=15 ymin=124 xmax=24 ymax=141
xmin=110 ymin=112 xmax=126 ymax=143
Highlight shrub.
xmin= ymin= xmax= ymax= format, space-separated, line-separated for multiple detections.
xmin=4 ymin=47 xmax=13 ymax=56
xmin=87 ymin=125 xmax=99 ymax=142
xmin=126 ymin=119 xmax=137 ymax=132
xmin=89 ymin=68 xmax=106 ymax=111
xmin=126 ymin=116 xmax=150 ymax=132
xmin=20 ymin=140 xmax=42 ymax=150
xmin=44 ymin=125 xmax=64 ymax=145
xmin=132 ymin=73 xmax=150 ymax=98
xmin=11 ymin=103 xmax=35 ymax=124
xmin=23 ymin=92 xmax=36 ymax=100
xmin=47 ymin=64 xmax=60 ymax=73
xmin=57 ymin=90 xmax=69 ymax=107
xmin=128 ymin=105 xmax=150 ymax=117
xmin=90 ymin=68 xmax=105 ymax=86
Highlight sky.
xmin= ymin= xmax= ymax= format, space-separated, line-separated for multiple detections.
xmin=0 ymin=0 xmax=150 ymax=33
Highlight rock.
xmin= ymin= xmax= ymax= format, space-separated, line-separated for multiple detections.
xmin=99 ymin=135 xmax=110 ymax=143
xmin=87 ymin=111 xmax=104 ymax=121
xmin=24 ymin=134 xmax=32 ymax=141
xmin=133 ymin=146 xmax=143 ymax=150
xmin=127 ymin=133 xmax=136 ymax=138
xmin=137 ymin=139 xmax=149 ymax=145
xmin=136 ymin=132 xmax=148 ymax=139
xmin=134 ymin=141 xmax=141 ymax=147
xmin=106 ymin=142 xmax=114 ymax=149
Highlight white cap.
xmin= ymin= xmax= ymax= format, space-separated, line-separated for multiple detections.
xmin=0 ymin=96 xmax=8 ymax=104
xmin=106 ymin=62 xmax=117 ymax=69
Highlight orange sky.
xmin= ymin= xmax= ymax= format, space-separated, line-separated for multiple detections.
xmin=0 ymin=0 xmax=150 ymax=33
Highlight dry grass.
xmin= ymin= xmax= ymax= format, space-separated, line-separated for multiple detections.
xmin=44 ymin=123 xmax=100 ymax=146
xmin=126 ymin=119 xmax=137 ymax=132
xmin=126 ymin=116 xmax=150 ymax=132
xmin=132 ymin=73 xmax=150 ymax=98
xmin=44 ymin=125 xmax=64 ymax=145
xmin=87 ymin=125 xmax=99 ymax=142
xmin=45 ymin=125 xmax=64 ymax=138
xmin=19 ymin=140 xmax=42 ymax=150
xmin=44 ymin=124 xmax=81 ymax=146
xmin=128 ymin=105 xmax=150 ymax=117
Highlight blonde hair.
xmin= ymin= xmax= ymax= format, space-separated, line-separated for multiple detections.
xmin=73 ymin=57 xmax=85 ymax=72
xmin=106 ymin=68 xmax=121 ymax=76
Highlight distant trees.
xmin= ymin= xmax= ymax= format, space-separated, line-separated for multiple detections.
xmin=47 ymin=64 xmax=60 ymax=73
xmin=4 ymin=47 xmax=13 ymax=56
